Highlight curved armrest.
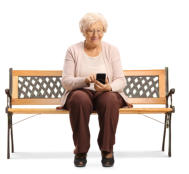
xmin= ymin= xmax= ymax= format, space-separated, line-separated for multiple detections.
xmin=166 ymin=88 xmax=175 ymax=113
xmin=166 ymin=88 xmax=175 ymax=98
xmin=5 ymin=89 xmax=12 ymax=113
xmin=5 ymin=89 xmax=11 ymax=98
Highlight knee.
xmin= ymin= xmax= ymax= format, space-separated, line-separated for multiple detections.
xmin=98 ymin=92 xmax=119 ymax=108
xmin=69 ymin=90 xmax=92 ymax=108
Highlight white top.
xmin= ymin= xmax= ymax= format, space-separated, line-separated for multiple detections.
xmin=80 ymin=49 xmax=107 ymax=91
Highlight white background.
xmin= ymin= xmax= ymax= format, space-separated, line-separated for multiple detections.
xmin=0 ymin=0 xmax=189 ymax=173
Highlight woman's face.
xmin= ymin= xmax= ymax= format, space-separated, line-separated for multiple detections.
xmin=84 ymin=21 xmax=104 ymax=47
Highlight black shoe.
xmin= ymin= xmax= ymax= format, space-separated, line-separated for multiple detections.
xmin=101 ymin=151 xmax=114 ymax=167
xmin=74 ymin=153 xmax=87 ymax=167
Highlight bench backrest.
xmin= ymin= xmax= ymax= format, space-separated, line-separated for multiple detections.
xmin=9 ymin=68 xmax=168 ymax=105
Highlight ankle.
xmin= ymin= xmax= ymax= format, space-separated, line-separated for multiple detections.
xmin=76 ymin=153 xmax=87 ymax=158
xmin=102 ymin=151 xmax=113 ymax=158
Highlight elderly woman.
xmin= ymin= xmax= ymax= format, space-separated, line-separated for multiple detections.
xmin=60 ymin=13 xmax=132 ymax=167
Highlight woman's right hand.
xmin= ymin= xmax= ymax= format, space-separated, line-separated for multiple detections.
xmin=127 ymin=103 xmax=133 ymax=108
xmin=85 ymin=74 xmax=96 ymax=85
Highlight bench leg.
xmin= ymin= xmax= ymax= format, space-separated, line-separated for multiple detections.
xmin=162 ymin=114 xmax=167 ymax=151
xmin=168 ymin=113 xmax=172 ymax=157
xmin=7 ymin=113 xmax=14 ymax=159
xmin=7 ymin=114 xmax=11 ymax=159
xmin=10 ymin=113 xmax=14 ymax=153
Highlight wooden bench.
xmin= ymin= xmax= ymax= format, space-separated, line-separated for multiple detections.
xmin=5 ymin=67 xmax=175 ymax=159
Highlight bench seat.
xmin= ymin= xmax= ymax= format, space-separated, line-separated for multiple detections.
xmin=8 ymin=107 xmax=173 ymax=114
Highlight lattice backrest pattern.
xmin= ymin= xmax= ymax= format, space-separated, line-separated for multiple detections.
xmin=11 ymin=69 xmax=166 ymax=105
xmin=17 ymin=76 xmax=160 ymax=99
xmin=18 ymin=76 xmax=64 ymax=98
xmin=124 ymin=76 xmax=159 ymax=98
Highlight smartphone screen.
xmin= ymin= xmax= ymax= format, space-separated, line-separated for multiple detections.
xmin=96 ymin=73 xmax=106 ymax=84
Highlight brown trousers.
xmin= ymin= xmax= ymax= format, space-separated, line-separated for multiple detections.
xmin=63 ymin=88 xmax=127 ymax=154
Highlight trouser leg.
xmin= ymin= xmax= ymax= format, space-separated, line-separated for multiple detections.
xmin=94 ymin=91 xmax=127 ymax=153
xmin=64 ymin=89 xmax=94 ymax=154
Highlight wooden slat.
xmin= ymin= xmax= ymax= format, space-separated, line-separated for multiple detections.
xmin=159 ymin=70 xmax=166 ymax=98
xmin=12 ymin=70 xmax=62 ymax=77
xmin=123 ymin=69 xmax=165 ymax=76
xmin=8 ymin=108 xmax=69 ymax=114
xmin=12 ymin=98 xmax=166 ymax=105
xmin=8 ymin=107 xmax=173 ymax=114
xmin=12 ymin=99 xmax=62 ymax=105
xmin=12 ymin=76 xmax=18 ymax=99
xmin=127 ymin=98 xmax=166 ymax=104
xmin=119 ymin=108 xmax=172 ymax=114
xmin=13 ymin=70 xmax=164 ymax=77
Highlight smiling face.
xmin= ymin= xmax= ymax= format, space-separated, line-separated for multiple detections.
xmin=83 ymin=21 xmax=104 ymax=47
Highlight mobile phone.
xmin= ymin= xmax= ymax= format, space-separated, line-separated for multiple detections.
xmin=96 ymin=73 xmax=106 ymax=84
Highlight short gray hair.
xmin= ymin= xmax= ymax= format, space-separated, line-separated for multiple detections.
xmin=79 ymin=12 xmax=108 ymax=34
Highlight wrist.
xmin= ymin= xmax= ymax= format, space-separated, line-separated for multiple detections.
xmin=106 ymin=84 xmax=112 ymax=91
xmin=84 ymin=79 xmax=90 ymax=87
xmin=86 ymin=82 xmax=90 ymax=87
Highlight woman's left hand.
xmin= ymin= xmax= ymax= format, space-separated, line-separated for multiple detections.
xmin=94 ymin=77 xmax=112 ymax=92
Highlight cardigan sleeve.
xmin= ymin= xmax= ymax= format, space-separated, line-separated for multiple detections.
xmin=109 ymin=47 xmax=127 ymax=92
xmin=62 ymin=47 xmax=89 ymax=91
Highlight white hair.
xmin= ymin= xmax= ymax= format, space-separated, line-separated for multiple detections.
xmin=79 ymin=12 xmax=108 ymax=34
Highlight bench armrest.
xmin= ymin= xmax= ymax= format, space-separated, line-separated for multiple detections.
xmin=166 ymin=88 xmax=175 ymax=98
xmin=166 ymin=88 xmax=175 ymax=113
xmin=5 ymin=89 xmax=11 ymax=98
xmin=5 ymin=88 xmax=12 ymax=113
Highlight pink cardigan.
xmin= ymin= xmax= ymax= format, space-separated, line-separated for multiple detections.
xmin=61 ymin=41 xmax=129 ymax=107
